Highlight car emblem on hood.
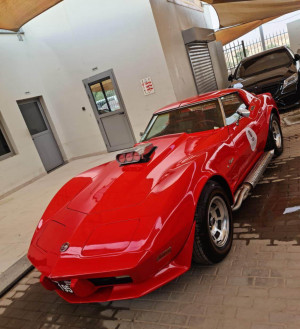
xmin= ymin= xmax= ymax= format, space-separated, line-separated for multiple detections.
xmin=60 ymin=242 xmax=70 ymax=252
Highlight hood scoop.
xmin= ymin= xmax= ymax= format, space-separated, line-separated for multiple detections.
xmin=116 ymin=143 xmax=156 ymax=165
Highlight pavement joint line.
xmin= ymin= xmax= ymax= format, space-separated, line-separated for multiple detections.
xmin=0 ymin=255 xmax=33 ymax=298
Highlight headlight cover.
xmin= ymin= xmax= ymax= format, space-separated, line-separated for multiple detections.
xmin=283 ymin=73 xmax=298 ymax=90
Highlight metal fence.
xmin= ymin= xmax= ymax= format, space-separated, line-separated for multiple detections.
xmin=224 ymin=30 xmax=290 ymax=74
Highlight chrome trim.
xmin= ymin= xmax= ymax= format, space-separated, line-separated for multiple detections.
xmin=156 ymin=97 xmax=220 ymax=115
xmin=218 ymin=97 xmax=227 ymax=127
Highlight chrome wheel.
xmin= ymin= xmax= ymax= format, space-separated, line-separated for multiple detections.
xmin=208 ymin=196 xmax=230 ymax=248
xmin=272 ymin=119 xmax=282 ymax=149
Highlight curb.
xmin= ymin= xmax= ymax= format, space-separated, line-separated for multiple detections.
xmin=0 ymin=255 xmax=34 ymax=298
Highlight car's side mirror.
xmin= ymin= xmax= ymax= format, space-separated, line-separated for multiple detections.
xmin=295 ymin=53 xmax=300 ymax=61
xmin=236 ymin=104 xmax=250 ymax=118
xmin=228 ymin=74 xmax=234 ymax=82
xmin=139 ymin=132 xmax=144 ymax=137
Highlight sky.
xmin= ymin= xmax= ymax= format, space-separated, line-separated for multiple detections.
xmin=208 ymin=6 xmax=300 ymax=43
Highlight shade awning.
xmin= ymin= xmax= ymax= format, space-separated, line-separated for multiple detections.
xmin=0 ymin=0 xmax=63 ymax=32
xmin=206 ymin=0 xmax=300 ymax=28
xmin=215 ymin=16 xmax=278 ymax=45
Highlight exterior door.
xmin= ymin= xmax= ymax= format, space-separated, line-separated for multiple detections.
xmin=18 ymin=99 xmax=64 ymax=172
xmin=83 ymin=70 xmax=136 ymax=152
xmin=220 ymin=92 xmax=259 ymax=188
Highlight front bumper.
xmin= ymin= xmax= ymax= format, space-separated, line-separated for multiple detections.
xmin=30 ymin=222 xmax=195 ymax=303
xmin=274 ymin=90 xmax=300 ymax=109
xmin=40 ymin=260 xmax=187 ymax=303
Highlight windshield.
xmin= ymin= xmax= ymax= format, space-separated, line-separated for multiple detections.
xmin=141 ymin=100 xmax=224 ymax=142
xmin=235 ymin=49 xmax=292 ymax=79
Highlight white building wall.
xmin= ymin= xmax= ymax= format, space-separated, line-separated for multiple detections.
xmin=0 ymin=0 xmax=177 ymax=196
xmin=287 ymin=19 xmax=300 ymax=53
xmin=150 ymin=0 xmax=208 ymax=101
xmin=0 ymin=35 xmax=48 ymax=196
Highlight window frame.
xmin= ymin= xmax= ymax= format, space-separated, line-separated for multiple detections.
xmin=219 ymin=92 xmax=247 ymax=126
xmin=141 ymin=98 xmax=227 ymax=142
xmin=0 ymin=120 xmax=14 ymax=161
xmin=88 ymin=77 xmax=121 ymax=115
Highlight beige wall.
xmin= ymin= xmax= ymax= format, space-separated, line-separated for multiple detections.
xmin=208 ymin=41 xmax=230 ymax=90
xmin=0 ymin=36 xmax=49 ymax=196
xmin=0 ymin=0 xmax=177 ymax=196
xmin=150 ymin=0 xmax=209 ymax=100
xmin=287 ymin=19 xmax=300 ymax=53
xmin=150 ymin=0 xmax=228 ymax=100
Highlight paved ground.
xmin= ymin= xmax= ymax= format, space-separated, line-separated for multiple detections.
xmin=0 ymin=152 xmax=117 ymax=275
xmin=0 ymin=109 xmax=300 ymax=329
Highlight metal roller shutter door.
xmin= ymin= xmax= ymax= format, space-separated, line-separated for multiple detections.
xmin=187 ymin=42 xmax=218 ymax=94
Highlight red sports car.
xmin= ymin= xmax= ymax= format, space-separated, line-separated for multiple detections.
xmin=28 ymin=89 xmax=283 ymax=303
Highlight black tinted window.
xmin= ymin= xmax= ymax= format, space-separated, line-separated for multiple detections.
xmin=0 ymin=126 xmax=12 ymax=158
xmin=236 ymin=49 xmax=292 ymax=78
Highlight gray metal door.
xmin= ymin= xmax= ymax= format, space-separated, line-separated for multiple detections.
xmin=83 ymin=70 xmax=136 ymax=152
xmin=18 ymin=99 xmax=64 ymax=172
xmin=187 ymin=42 xmax=218 ymax=94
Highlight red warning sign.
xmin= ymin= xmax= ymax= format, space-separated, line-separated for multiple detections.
xmin=141 ymin=77 xmax=155 ymax=96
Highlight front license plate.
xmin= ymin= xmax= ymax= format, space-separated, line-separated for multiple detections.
xmin=54 ymin=280 xmax=74 ymax=294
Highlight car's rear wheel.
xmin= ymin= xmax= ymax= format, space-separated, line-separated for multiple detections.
xmin=192 ymin=181 xmax=233 ymax=265
xmin=265 ymin=113 xmax=283 ymax=157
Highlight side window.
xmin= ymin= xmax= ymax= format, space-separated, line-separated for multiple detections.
xmin=220 ymin=93 xmax=247 ymax=125
xmin=89 ymin=78 xmax=121 ymax=115
xmin=144 ymin=113 xmax=170 ymax=140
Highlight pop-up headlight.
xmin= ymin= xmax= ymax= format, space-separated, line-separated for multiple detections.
xmin=116 ymin=143 xmax=156 ymax=165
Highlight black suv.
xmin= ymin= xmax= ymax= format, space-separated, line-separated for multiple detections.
xmin=229 ymin=46 xmax=300 ymax=110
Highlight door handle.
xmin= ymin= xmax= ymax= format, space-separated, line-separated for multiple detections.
xmin=118 ymin=112 xmax=125 ymax=115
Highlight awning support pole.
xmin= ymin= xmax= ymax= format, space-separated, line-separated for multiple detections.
xmin=259 ymin=26 xmax=266 ymax=51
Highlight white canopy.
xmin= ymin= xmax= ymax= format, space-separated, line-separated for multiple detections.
xmin=206 ymin=0 xmax=300 ymax=45
xmin=0 ymin=0 xmax=62 ymax=31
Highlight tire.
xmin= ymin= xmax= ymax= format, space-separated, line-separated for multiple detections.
xmin=192 ymin=181 xmax=233 ymax=265
xmin=265 ymin=113 xmax=283 ymax=157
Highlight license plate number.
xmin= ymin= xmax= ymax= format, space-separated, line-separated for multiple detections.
xmin=54 ymin=280 xmax=73 ymax=294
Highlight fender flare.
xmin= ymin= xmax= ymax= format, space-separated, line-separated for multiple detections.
xmin=193 ymin=173 xmax=234 ymax=209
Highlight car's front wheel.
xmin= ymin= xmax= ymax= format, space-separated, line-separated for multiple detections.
xmin=193 ymin=181 xmax=233 ymax=265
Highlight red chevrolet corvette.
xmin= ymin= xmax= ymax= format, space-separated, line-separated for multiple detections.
xmin=28 ymin=89 xmax=283 ymax=303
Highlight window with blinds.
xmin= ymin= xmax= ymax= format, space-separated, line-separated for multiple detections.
xmin=187 ymin=42 xmax=218 ymax=94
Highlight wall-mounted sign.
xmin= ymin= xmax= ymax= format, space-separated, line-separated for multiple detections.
xmin=167 ymin=0 xmax=203 ymax=12
xmin=141 ymin=77 xmax=155 ymax=96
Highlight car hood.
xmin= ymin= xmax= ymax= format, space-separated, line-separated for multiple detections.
xmin=231 ymin=66 xmax=296 ymax=91
xmin=67 ymin=130 xmax=220 ymax=214
xmin=28 ymin=129 xmax=225 ymax=276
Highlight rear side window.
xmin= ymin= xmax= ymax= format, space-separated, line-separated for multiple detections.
xmin=220 ymin=93 xmax=246 ymax=125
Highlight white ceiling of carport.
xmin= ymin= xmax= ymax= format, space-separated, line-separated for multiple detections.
xmin=0 ymin=0 xmax=62 ymax=32
xmin=206 ymin=0 xmax=300 ymax=45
